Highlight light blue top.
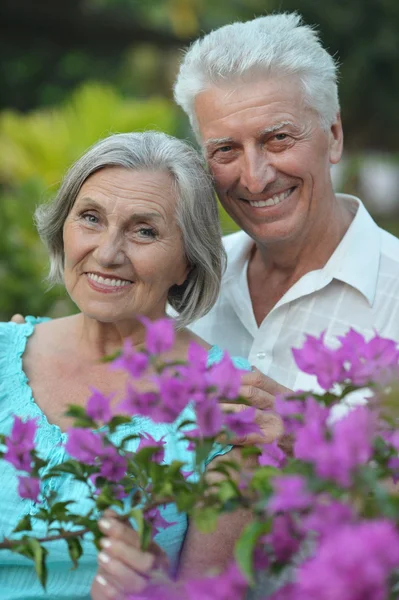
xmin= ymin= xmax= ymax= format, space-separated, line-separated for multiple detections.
xmin=0 ymin=317 xmax=250 ymax=599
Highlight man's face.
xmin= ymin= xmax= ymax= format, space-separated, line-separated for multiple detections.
xmin=195 ymin=77 xmax=343 ymax=247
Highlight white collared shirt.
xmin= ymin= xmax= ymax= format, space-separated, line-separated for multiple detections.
xmin=191 ymin=195 xmax=399 ymax=394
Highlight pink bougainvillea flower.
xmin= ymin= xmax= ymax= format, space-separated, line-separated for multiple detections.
xmin=6 ymin=416 xmax=37 ymax=452
xmin=144 ymin=507 xmax=176 ymax=536
xmin=223 ymin=407 xmax=261 ymax=439
xmin=269 ymin=476 xmax=313 ymax=514
xmin=140 ymin=316 xmax=175 ymax=354
xmin=65 ymin=428 xmax=104 ymax=465
xmin=86 ymin=388 xmax=113 ymax=423
xmin=4 ymin=447 xmax=33 ymax=473
xmin=185 ymin=562 xmax=247 ymax=600
xmin=297 ymin=520 xmax=399 ymax=600
xmin=292 ymin=332 xmax=345 ymax=390
xmin=111 ymin=338 xmax=149 ymax=378
xmin=117 ymin=386 xmax=159 ymax=419
xmin=195 ymin=397 xmax=224 ymax=438
xmin=98 ymin=446 xmax=128 ymax=482
xmin=137 ymin=433 xmax=166 ymax=464
xmin=17 ymin=475 xmax=41 ymax=502
xmin=266 ymin=513 xmax=302 ymax=563
xmin=206 ymin=353 xmax=243 ymax=400
xmin=259 ymin=440 xmax=287 ymax=469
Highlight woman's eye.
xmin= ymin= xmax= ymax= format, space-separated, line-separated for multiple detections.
xmin=82 ymin=213 xmax=99 ymax=224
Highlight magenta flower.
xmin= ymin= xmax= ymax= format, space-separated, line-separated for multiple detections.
xmin=259 ymin=440 xmax=287 ymax=469
xmin=65 ymin=428 xmax=104 ymax=465
xmin=4 ymin=416 xmax=38 ymax=473
xmin=111 ymin=338 xmax=149 ymax=378
xmin=266 ymin=514 xmax=302 ymax=563
xmin=187 ymin=341 xmax=209 ymax=371
xmin=140 ymin=316 xmax=175 ymax=354
xmin=292 ymin=332 xmax=345 ymax=390
xmin=302 ymin=498 xmax=354 ymax=542
xmin=269 ymin=476 xmax=313 ymax=514
xmin=195 ymin=397 xmax=224 ymax=437
xmin=153 ymin=374 xmax=190 ymax=423
xmin=17 ymin=476 xmax=41 ymax=502
xmin=223 ymin=407 xmax=261 ymax=439
xmin=206 ymin=353 xmax=243 ymax=400
xmin=98 ymin=446 xmax=127 ymax=482
xmin=137 ymin=434 xmax=166 ymax=463
xmin=86 ymin=388 xmax=113 ymax=423
xmin=297 ymin=520 xmax=399 ymax=600
xmin=144 ymin=507 xmax=176 ymax=535
xmin=4 ymin=446 xmax=33 ymax=472
xmin=185 ymin=562 xmax=247 ymax=600
xmin=117 ymin=386 xmax=159 ymax=418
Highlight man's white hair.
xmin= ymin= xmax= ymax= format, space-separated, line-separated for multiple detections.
xmin=174 ymin=12 xmax=340 ymax=138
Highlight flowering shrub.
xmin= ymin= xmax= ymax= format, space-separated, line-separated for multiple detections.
xmin=1 ymin=321 xmax=399 ymax=600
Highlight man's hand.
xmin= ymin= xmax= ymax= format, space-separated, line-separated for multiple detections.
xmin=91 ymin=510 xmax=167 ymax=600
xmin=219 ymin=367 xmax=291 ymax=446
xmin=10 ymin=314 xmax=25 ymax=324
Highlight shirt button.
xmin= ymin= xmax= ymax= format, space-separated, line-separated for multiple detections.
xmin=256 ymin=351 xmax=267 ymax=360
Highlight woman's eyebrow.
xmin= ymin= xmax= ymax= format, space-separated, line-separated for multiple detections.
xmin=75 ymin=198 xmax=163 ymax=222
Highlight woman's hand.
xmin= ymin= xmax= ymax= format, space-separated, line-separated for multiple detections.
xmin=91 ymin=510 xmax=167 ymax=600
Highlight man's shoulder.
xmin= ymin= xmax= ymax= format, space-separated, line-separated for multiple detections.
xmin=222 ymin=230 xmax=253 ymax=257
xmin=379 ymin=227 xmax=399 ymax=264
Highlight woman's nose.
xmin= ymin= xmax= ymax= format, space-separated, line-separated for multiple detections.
xmin=94 ymin=232 xmax=125 ymax=267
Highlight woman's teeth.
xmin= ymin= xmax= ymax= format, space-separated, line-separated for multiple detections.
xmin=249 ymin=188 xmax=293 ymax=208
xmin=87 ymin=273 xmax=131 ymax=287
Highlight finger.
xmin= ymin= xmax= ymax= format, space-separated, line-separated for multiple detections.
xmin=238 ymin=384 xmax=275 ymax=409
xmin=91 ymin=573 xmax=123 ymax=600
xmin=100 ymin=538 xmax=155 ymax=574
xmin=99 ymin=517 xmax=140 ymax=548
xmin=241 ymin=368 xmax=291 ymax=396
xmin=97 ymin=554 xmax=147 ymax=595
xmin=10 ymin=314 xmax=25 ymax=324
xmin=218 ymin=405 xmax=284 ymax=446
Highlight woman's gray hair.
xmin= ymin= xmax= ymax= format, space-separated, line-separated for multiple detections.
xmin=174 ymin=12 xmax=340 ymax=138
xmin=35 ymin=131 xmax=225 ymax=328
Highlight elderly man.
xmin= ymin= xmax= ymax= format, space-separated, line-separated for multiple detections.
xmin=173 ymin=12 xmax=399 ymax=396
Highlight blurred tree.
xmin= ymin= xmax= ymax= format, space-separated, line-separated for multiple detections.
xmin=1 ymin=0 xmax=398 ymax=150
xmin=0 ymin=82 xmax=180 ymax=319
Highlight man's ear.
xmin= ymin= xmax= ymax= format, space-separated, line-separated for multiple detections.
xmin=329 ymin=113 xmax=344 ymax=165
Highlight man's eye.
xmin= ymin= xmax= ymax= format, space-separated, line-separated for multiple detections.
xmin=217 ymin=146 xmax=233 ymax=153
xmin=138 ymin=228 xmax=156 ymax=239
xmin=273 ymin=133 xmax=288 ymax=141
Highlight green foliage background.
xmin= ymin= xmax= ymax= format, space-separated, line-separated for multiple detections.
xmin=0 ymin=0 xmax=398 ymax=319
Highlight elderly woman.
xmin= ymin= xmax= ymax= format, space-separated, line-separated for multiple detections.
xmin=0 ymin=131 xmax=282 ymax=600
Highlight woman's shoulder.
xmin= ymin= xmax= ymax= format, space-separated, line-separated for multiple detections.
xmin=0 ymin=316 xmax=50 ymax=375
xmin=207 ymin=345 xmax=251 ymax=371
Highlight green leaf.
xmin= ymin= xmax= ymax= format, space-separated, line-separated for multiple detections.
xmin=217 ymin=479 xmax=240 ymax=503
xmin=66 ymin=537 xmax=83 ymax=569
xmin=64 ymin=405 xmax=90 ymax=420
xmin=107 ymin=415 xmax=132 ymax=434
xmin=50 ymin=501 xmax=74 ymax=521
xmin=193 ymin=506 xmax=219 ymax=534
xmin=12 ymin=514 xmax=32 ymax=533
xmin=95 ymin=486 xmax=123 ymax=511
xmin=16 ymin=538 xmax=48 ymax=589
xmin=234 ymin=520 xmax=271 ymax=585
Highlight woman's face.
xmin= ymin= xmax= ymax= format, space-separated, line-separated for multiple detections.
xmin=63 ymin=167 xmax=189 ymax=324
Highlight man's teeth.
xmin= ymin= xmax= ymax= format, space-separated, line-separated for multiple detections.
xmin=249 ymin=188 xmax=292 ymax=208
xmin=87 ymin=273 xmax=131 ymax=287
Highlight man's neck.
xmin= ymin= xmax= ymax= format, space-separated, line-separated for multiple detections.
xmin=247 ymin=197 xmax=354 ymax=325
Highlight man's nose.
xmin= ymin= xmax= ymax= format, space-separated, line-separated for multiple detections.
xmin=94 ymin=231 xmax=125 ymax=266
xmin=240 ymin=149 xmax=277 ymax=195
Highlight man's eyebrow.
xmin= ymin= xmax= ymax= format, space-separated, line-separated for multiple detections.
xmin=204 ymin=137 xmax=234 ymax=150
xmin=259 ymin=121 xmax=296 ymax=135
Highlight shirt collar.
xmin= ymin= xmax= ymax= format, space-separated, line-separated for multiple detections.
xmin=223 ymin=194 xmax=381 ymax=307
